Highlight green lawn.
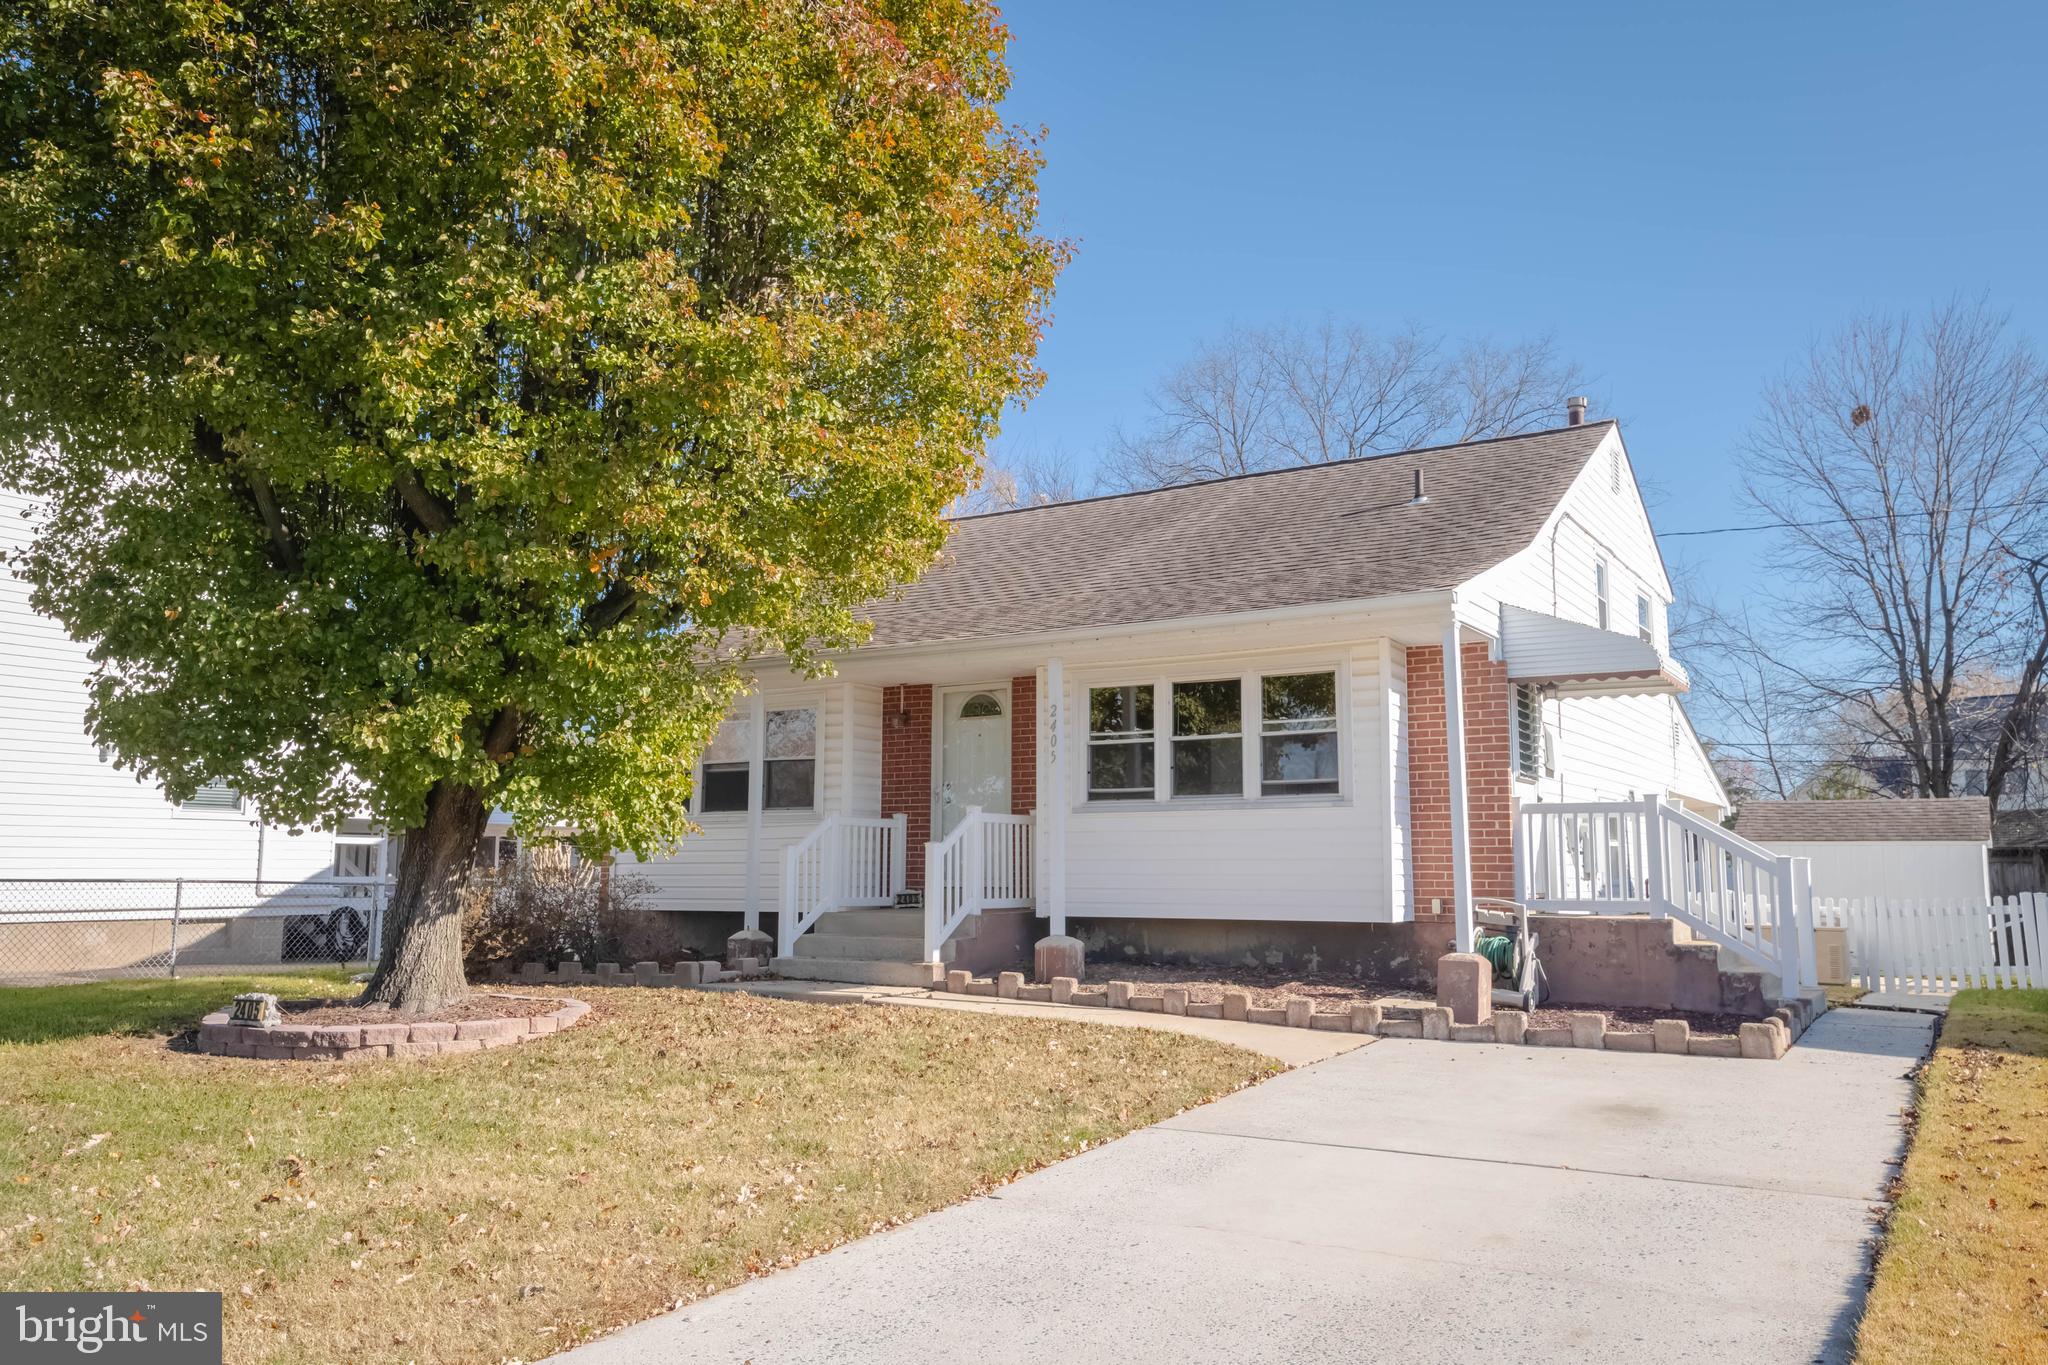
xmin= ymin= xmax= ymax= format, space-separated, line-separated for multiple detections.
xmin=0 ymin=976 xmax=1271 ymax=1364
xmin=1857 ymin=989 xmax=2048 ymax=1363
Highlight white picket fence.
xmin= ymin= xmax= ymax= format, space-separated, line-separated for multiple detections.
xmin=1816 ymin=893 xmax=2046 ymax=993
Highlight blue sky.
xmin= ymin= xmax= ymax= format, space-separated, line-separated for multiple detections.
xmin=992 ymin=1 xmax=2048 ymax=601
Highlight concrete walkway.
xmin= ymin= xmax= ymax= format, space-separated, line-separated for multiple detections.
xmin=552 ymin=1006 xmax=1932 ymax=1365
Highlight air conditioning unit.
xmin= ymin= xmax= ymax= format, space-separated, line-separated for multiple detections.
xmin=1813 ymin=927 xmax=1849 ymax=986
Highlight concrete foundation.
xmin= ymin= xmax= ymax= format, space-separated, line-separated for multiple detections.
xmin=724 ymin=927 xmax=773 ymax=970
xmin=1528 ymin=913 xmax=1771 ymax=1018
xmin=1071 ymin=917 xmax=1444 ymax=986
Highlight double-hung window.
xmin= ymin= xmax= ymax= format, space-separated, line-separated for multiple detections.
xmin=1636 ymin=594 xmax=1653 ymax=644
xmin=1087 ymin=685 xmax=1155 ymax=801
xmin=698 ymin=714 xmax=752 ymax=813
xmin=697 ymin=706 xmax=818 ymax=813
xmin=1171 ymin=679 xmax=1243 ymax=797
xmin=1259 ymin=672 xmax=1338 ymax=795
xmin=762 ymin=708 xmax=817 ymax=809
xmin=1595 ymin=559 xmax=1611 ymax=631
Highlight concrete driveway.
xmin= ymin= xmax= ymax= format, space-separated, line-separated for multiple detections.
xmin=553 ymin=1007 xmax=1933 ymax=1365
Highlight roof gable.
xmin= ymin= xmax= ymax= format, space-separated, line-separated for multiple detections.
xmin=859 ymin=422 xmax=1615 ymax=649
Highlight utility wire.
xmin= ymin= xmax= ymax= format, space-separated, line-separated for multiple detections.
xmin=1655 ymin=496 xmax=2048 ymax=539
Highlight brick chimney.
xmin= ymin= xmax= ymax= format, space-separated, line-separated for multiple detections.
xmin=1566 ymin=395 xmax=1589 ymax=426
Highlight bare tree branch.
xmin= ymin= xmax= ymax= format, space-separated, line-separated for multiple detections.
xmin=1101 ymin=318 xmax=1591 ymax=491
xmin=1737 ymin=297 xmax=2048 ymax=809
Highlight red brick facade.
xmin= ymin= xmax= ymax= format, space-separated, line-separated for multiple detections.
xmin=880 ymin=683 xmax=934 ymax=889
xmin=1010 ymin=674 xmax=1036 ymax=816
xmin=1406 ymin=641 xmax=1516 ymax=920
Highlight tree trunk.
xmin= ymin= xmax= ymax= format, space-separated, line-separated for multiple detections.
xmin=361 ymin=781 xmax=491 ymax=1012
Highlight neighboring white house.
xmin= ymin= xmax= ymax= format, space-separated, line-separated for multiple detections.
xmin=1734 ymin=797 xmax=1992 ymax=904
xmin=0 ymin=488 xmax=365 ymax=884
xmin=615 ymin=414 xmax=1752 ymax=988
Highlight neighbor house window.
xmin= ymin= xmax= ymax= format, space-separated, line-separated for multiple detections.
xmin=1087 ymin=685 xmax=1155 ymax=801
xmin=698 ymin=713 xmax=751 ymax=813
xmin=1595 ymin=559 xmax=1611 ymax=631
xmin=762 ymin=708 xmax=817 ymax=809
xmin=1260 ymin=672 xmax=1338 ymax=796
xmin=1636 ymin=594 xmax=1653 ymax=644
xmin=1514 ymin=685 xmax=1543 ymax=781
xmin=1171 ymin=679 xmax=1243 ymax=798
xmin=181 ymin=779 xmax=243 ymax=813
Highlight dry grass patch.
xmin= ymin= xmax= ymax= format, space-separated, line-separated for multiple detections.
xmin=1857 ymin=989 xmax=2048 ymax=1363
xmin=0 ymin=978 xmax=1271 ymax=1364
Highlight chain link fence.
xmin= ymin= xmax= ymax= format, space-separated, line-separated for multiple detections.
xmin=0 ymin=878 xmax=387 ymax=985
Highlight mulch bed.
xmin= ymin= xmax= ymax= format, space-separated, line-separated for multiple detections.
xmin=278 ymin=993 xmax=571 ymax=1026
xmin=1081 ymin=962 xmax=1750 ymax=1037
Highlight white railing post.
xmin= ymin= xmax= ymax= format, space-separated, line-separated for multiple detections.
xmin=1772 ymin=854 xmax=1801 ymax=1000
xmin=1643 ymin=795 xmax=1667 ymax=917
xmin=922 ymin=841 xmax=944 ymax=963
xmin=962 ymin=808 xmax=986 ymax=917
xmin=779 ymin=844 xmax=800 ymax=959
xmin=890 ymin=813 xmax=908 ymax=898
xmin=1792 ymin=857 xmax=1818 ymax=992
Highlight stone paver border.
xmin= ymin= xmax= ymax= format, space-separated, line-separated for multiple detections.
xmin=932 ymin=969 xmax=1822 ymax=1060
xmin=195 ymin=994 xmax=590 ymax=1061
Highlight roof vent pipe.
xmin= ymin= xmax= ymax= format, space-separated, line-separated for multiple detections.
xmin=1411 ymin=468 xmax=1429 ymax=505
xmin=1565 ymin=395 xmax=1589 ymax=426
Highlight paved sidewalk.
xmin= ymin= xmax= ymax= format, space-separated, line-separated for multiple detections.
xmin=551 ymin=1006 xmax=1932 ymax=1365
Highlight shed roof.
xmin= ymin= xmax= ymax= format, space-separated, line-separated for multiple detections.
xmin=858 ymin=422 xmax=1615 ymax=648
xmin=1734 ymin=798 xmax=1993 ymax=844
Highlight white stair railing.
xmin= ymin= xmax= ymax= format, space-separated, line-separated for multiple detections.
xmin=922 ymin=808 xmax=1033 ymax=963
xmin=777 ymin=814 xmax=908 ymax=958
xmin=1516 ymin=795 xmax=1816 ymax=996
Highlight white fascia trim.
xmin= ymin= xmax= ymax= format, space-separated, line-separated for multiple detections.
xmin=755 ymin=588 xmax=1460 ymax=673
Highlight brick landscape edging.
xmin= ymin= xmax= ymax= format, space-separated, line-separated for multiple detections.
xmin=195 ymin=995 xmax=590 ymax=1062
xmin=934 ymin=968 xmax=1818 ymax=1060
xmin=490 ymin=958 xmax=761 ymax=988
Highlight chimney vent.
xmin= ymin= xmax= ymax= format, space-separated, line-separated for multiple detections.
xmin=1411 ymin=468 xmax=1429 ymax=505
xmin=1565 ymin=395 xmax=1589 ymax=426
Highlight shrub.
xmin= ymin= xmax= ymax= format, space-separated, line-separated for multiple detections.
xmin=461 ymin=855 xmax=682 ymax=973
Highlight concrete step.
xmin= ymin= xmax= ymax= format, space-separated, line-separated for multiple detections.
xmin=811 ymin=908 xmax=924 ymax=936
xmin=791 ymin=933 xmax=938 ymax=962
xmin=810 ymin=908 xmax=981 ymax=942
xmin=771 ymin=956 xmax=934 ymax=988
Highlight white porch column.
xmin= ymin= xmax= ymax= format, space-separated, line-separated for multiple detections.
xmin=741 ymin=691 xmax=766 ymax=932
xmin=1441 ymin=614 xmax=1475 ymax=954
xmin=1041 ymin=657 xmax=1069 ymax=936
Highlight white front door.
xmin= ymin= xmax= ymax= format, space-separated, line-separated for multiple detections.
xmin=938 ymin=685 xmax=1011 ymax=837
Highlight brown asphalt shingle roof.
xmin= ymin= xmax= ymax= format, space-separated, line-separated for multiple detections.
xmin=859 ymin=422 xmax=1615 ymax=648
xmin=1734 ymin=798 xmax=1993 ymax=844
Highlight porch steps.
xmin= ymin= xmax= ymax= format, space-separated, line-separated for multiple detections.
xmin=772 ymin=905 xmax=981 ymax=987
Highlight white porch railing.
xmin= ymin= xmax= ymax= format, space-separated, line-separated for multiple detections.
xmin=1516 ymin=795 xmax=1817 ymax=996
xmin=923 ymin=808 xmax=1033 ymax=963
xmin=776 ymin=814 xmax=908 ymax=958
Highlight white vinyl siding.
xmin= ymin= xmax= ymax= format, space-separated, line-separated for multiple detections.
xmin=1063 ymin=641 xmax=1399 ymax=923
xmin=622 ymin=681 xmax=877 ymax=915
xmin=0 ymin=488 xmax=338 ymax=882
xmin=1462 ymin=431 xmax=1725 ymax=815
